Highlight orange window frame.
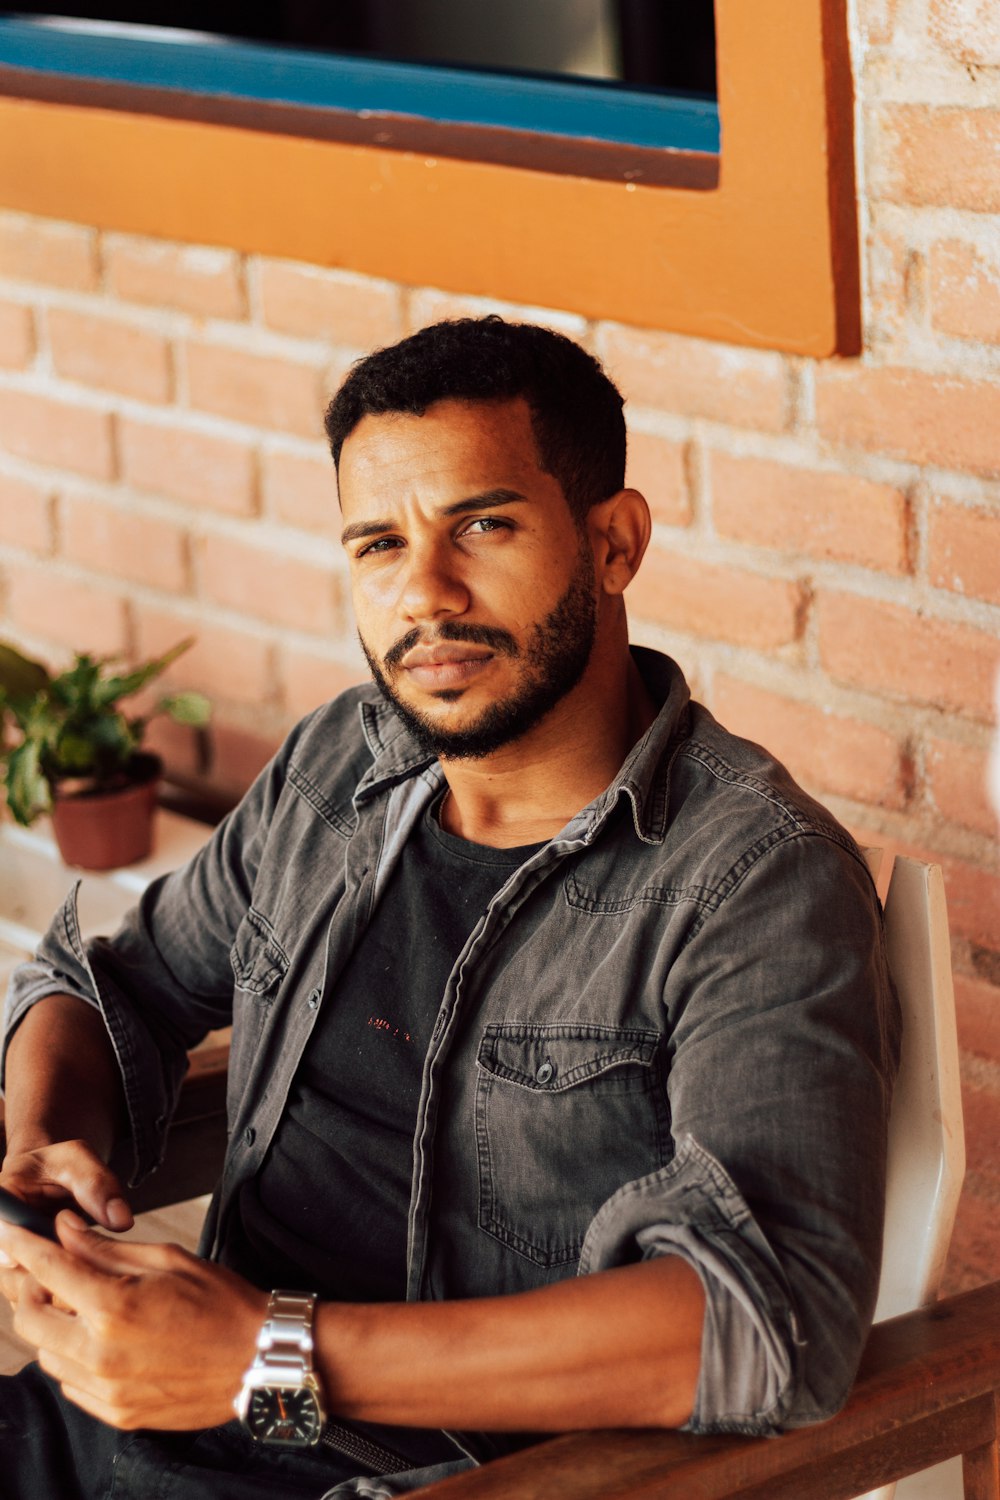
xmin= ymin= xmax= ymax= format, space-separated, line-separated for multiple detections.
xmin=0 ymin=0 xmax=858 ymax=356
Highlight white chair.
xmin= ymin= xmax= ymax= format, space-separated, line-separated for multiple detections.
xmin=858 ymin=853 xmax=965 ymax=1500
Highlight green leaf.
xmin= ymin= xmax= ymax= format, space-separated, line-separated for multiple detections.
xmin=51 ymin=654 xmax=102 ymax=710
xmin=93 ymin=637 xmax=196 ymax=706
xmin=4 ymin=738 xmax=50 ymax=825
xmin=157 ymin=691 xmax=211 ymax=727
xmin=0 ymin=643 xmax=49 ymax=705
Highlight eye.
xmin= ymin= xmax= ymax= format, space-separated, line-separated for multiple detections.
xmin=460 ymin=516 xmax=512 ymax=537
xmin=356 ymin=535 xmax=403 ymax=558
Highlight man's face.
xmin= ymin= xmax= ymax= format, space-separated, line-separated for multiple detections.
xmin=339 ymin=398 xmax=599 ymax=760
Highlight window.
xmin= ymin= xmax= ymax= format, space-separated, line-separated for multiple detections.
xmin=0 ymin=0 xmax=859 ymax=353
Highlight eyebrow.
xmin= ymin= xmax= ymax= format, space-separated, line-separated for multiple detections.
xmin=340 ymin=488 xmax=527 ymax=546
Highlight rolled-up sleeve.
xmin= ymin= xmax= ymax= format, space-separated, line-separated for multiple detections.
xmin=582 ymin=831 xmax=900 ymax=1434
xmin=2 ymin=721 xmax=301 ymax=1183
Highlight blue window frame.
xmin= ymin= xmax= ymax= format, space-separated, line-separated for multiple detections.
xmin=0 ymin=15 xmax=720 ymax=155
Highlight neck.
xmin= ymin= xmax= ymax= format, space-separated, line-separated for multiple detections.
xmin=438 ymin=649 xmax=657 ymax=848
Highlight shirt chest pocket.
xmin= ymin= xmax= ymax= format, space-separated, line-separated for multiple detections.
xmin=475 ymin=1023 xmax=671 ymax=1269
xmin=228 ymin=909 xmax=290 ymax=1083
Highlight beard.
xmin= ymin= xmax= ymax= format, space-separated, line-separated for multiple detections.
xmin=360 ymin=547 xmax=598 ymax=761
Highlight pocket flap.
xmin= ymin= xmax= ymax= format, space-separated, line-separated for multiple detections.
xmin=229 ymin=908 xmax=289 ymax=996
xmin=477 ymin=1024 xmax=659 ymax=1093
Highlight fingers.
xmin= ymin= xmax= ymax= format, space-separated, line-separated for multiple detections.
xmin=9 ymin=1140 xmax=134 ymax=1236
xmin=0 ymin=1140 xmax=133 ymax=1232
xmin=53 ymin=1215 xmax=185 ymax=1276
xmin=0 ymin=1220 xmax=106 ymax=1315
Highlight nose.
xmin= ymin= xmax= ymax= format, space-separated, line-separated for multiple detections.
xmin=397 ymin=538 xmax=470 ymax=624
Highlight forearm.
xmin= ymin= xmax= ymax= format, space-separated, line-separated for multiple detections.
xmin=3 ymin=993 xmax=125 ymax=1159
xmin=316 ymin=1256 xmax=705 ymax=1433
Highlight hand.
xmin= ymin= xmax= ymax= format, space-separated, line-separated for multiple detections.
xmin=0 ymin=1139 xmax=133 ymax=1310
xmin=0 ymin=1213 xmax=267 ymax=1430
xmin=0 ymin=1137 xmax=133 ymax=1230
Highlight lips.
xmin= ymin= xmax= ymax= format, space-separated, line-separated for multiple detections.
xmin=398 ymin=641 xmax=496 ymax=692
xmin=401 ymin=643 xmax=494 ymax=669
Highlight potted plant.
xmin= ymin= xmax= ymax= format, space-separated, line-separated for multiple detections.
xmin=0 ymin=637 xmax=210 ymax=870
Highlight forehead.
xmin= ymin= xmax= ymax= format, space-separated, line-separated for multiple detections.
xmin=337 ymin=397 xmax=550 ymax=511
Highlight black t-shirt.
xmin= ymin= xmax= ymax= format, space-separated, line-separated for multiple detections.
xmin=223 ymin=794 xmax=542 ymax=1465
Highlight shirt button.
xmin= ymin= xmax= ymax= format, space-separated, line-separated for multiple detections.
xmin=307 ymin=988 xmax=321 ymax=1009
xmin=535 ymin=1060 xmax=555 ymax=1085
xmin=244 ymin=1126 xmax=256 ymax=1147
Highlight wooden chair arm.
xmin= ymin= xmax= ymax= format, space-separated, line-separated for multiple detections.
xmin=409 ymin=1280 xmax=1000 ymax=1500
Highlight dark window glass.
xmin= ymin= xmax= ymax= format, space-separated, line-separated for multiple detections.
xmin=4 ymin=2 xmax=716 ymax=98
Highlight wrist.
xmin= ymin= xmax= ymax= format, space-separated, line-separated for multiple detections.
xmin=235 ymin=1290 xmax=328 ymax=1447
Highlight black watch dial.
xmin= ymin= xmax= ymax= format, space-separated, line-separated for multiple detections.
xmin=245 ymin=1386 xmax=322 ymax=1446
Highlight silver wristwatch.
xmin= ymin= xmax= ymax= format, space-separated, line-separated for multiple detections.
xmin=234 ymin=1289 xmax=327 ymax=1447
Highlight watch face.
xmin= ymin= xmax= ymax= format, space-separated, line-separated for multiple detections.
xmin=245 ymin=1386 xmax=323 ymax=1446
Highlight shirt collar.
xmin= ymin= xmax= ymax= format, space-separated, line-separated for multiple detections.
xmin=351 ymin=646 xmax=692 ymax=843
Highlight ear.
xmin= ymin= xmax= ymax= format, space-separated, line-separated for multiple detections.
xmin=590 ymin=489 xmax=651 ymax=597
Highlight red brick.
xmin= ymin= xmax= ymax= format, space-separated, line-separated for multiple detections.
xmin=858 ymin=0 xmax=904 ymax=45
xmin=928 ymin=0 xmax=1000 ymax=68
xmin=960 ymin=1080 xmax=1000 ymax=1183
xmin=184 ymin=341 xmax=325 ymax=437
xmin=0 ymin=214 xmax=99 ymax=290
xmin=105 ymin=236 xmax=247 ymax=319
xmin=933 ymin=854 xmax=1000 ymax=952
xmin=209 ymin=720 xmax=282 ymax=797
xmin=815 ymin=364 xmax=1000 ymax=478
xmin=625 ymin=430 xmax=691 ymax=528
xmin=928 ymin=499 xmax=1000 ymax=606
xmin=943 ymin=1182 xmax=1000 ymax=1295
xmin=866 ymin=229 xmax=913 ymax=339
xmin=62 ymin=493 xmax=189 ymax=593
xmin=711 ymin=452 xmax=909 ymax=573
xmin=927 ymin=737 xmax=998 ymax=838
xmin=598 ymin=325 xmax=790 ymax=433
xmin=930 ymin=239 xmax=1000 ymax=344
xmin=872 ymin=106 xmax=1000 ymax=213
xmin=258 ymin=260 xmax=401 ymax=348
xmin=5 ymin=563 xmax=127 ymax=656
xmin=142 ymin=711 xmax=209 ymax=785
xmin=197 ymin=531 xmax=341 ymax=634
xmin=715 ymin=676 xmax=908 ymax=809
xmin=0 ymin=389 xmax=114 ymax=479
xmin=627 ymin=549 xmax=805 ymax=650
xmin=955 ymin=974 xmax=1000 ymax=1065
xmin=280 ymin=644 xmax=367 ymax=718
xmin=119 ymin=416 xmax=257 ymax=516
xmin=0 ymin=299 xmax=34 ymax=368
xmin=262 ymin=448 xmax=337 ymax=534
xmin=48 ymin=308 xmax=173 ymax=404
xmin=0 ymin=473 xmax=53 ymax=553
xmin=818 ymin=591 xmax=999 ymax=720
xmin=134 ymin=605 xmax=274 ymax=708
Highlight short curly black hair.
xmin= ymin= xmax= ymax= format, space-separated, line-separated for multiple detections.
xmin=324 ymin=316 xmax=626 ymax=522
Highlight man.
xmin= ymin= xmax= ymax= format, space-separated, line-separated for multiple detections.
xmin=0 ymin=318 xmax=899 ymax=1499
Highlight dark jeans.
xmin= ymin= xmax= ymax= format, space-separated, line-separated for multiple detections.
xmin=0 ymin=1364 xmax=467 ymax=1500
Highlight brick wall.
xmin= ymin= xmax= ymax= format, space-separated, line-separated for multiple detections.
xmin=0 ymin=0 xmax=997 ymax=1290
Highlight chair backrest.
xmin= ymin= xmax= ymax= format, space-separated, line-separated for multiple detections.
xmin=855 ymin=855 xmax=966 ymax=1500
xmin=872 ymin=855 xmax=965 ymax=1324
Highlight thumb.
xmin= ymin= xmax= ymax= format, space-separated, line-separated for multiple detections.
xmin=52 ymin=1144 xmax=133 ymax=1233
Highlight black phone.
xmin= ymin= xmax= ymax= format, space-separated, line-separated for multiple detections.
xmin=0 ymin=1186 xmax=61 ymax=1243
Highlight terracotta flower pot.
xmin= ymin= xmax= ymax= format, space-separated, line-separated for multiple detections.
xmin=50 ymin=753 xmax=162 ymax=871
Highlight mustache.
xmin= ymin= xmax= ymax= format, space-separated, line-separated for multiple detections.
xmin=383 ymin=621 xmax=519 ymax=671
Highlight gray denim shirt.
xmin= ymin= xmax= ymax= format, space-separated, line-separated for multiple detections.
xmin=3 ymin=648 xmax=899 ymax=1462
